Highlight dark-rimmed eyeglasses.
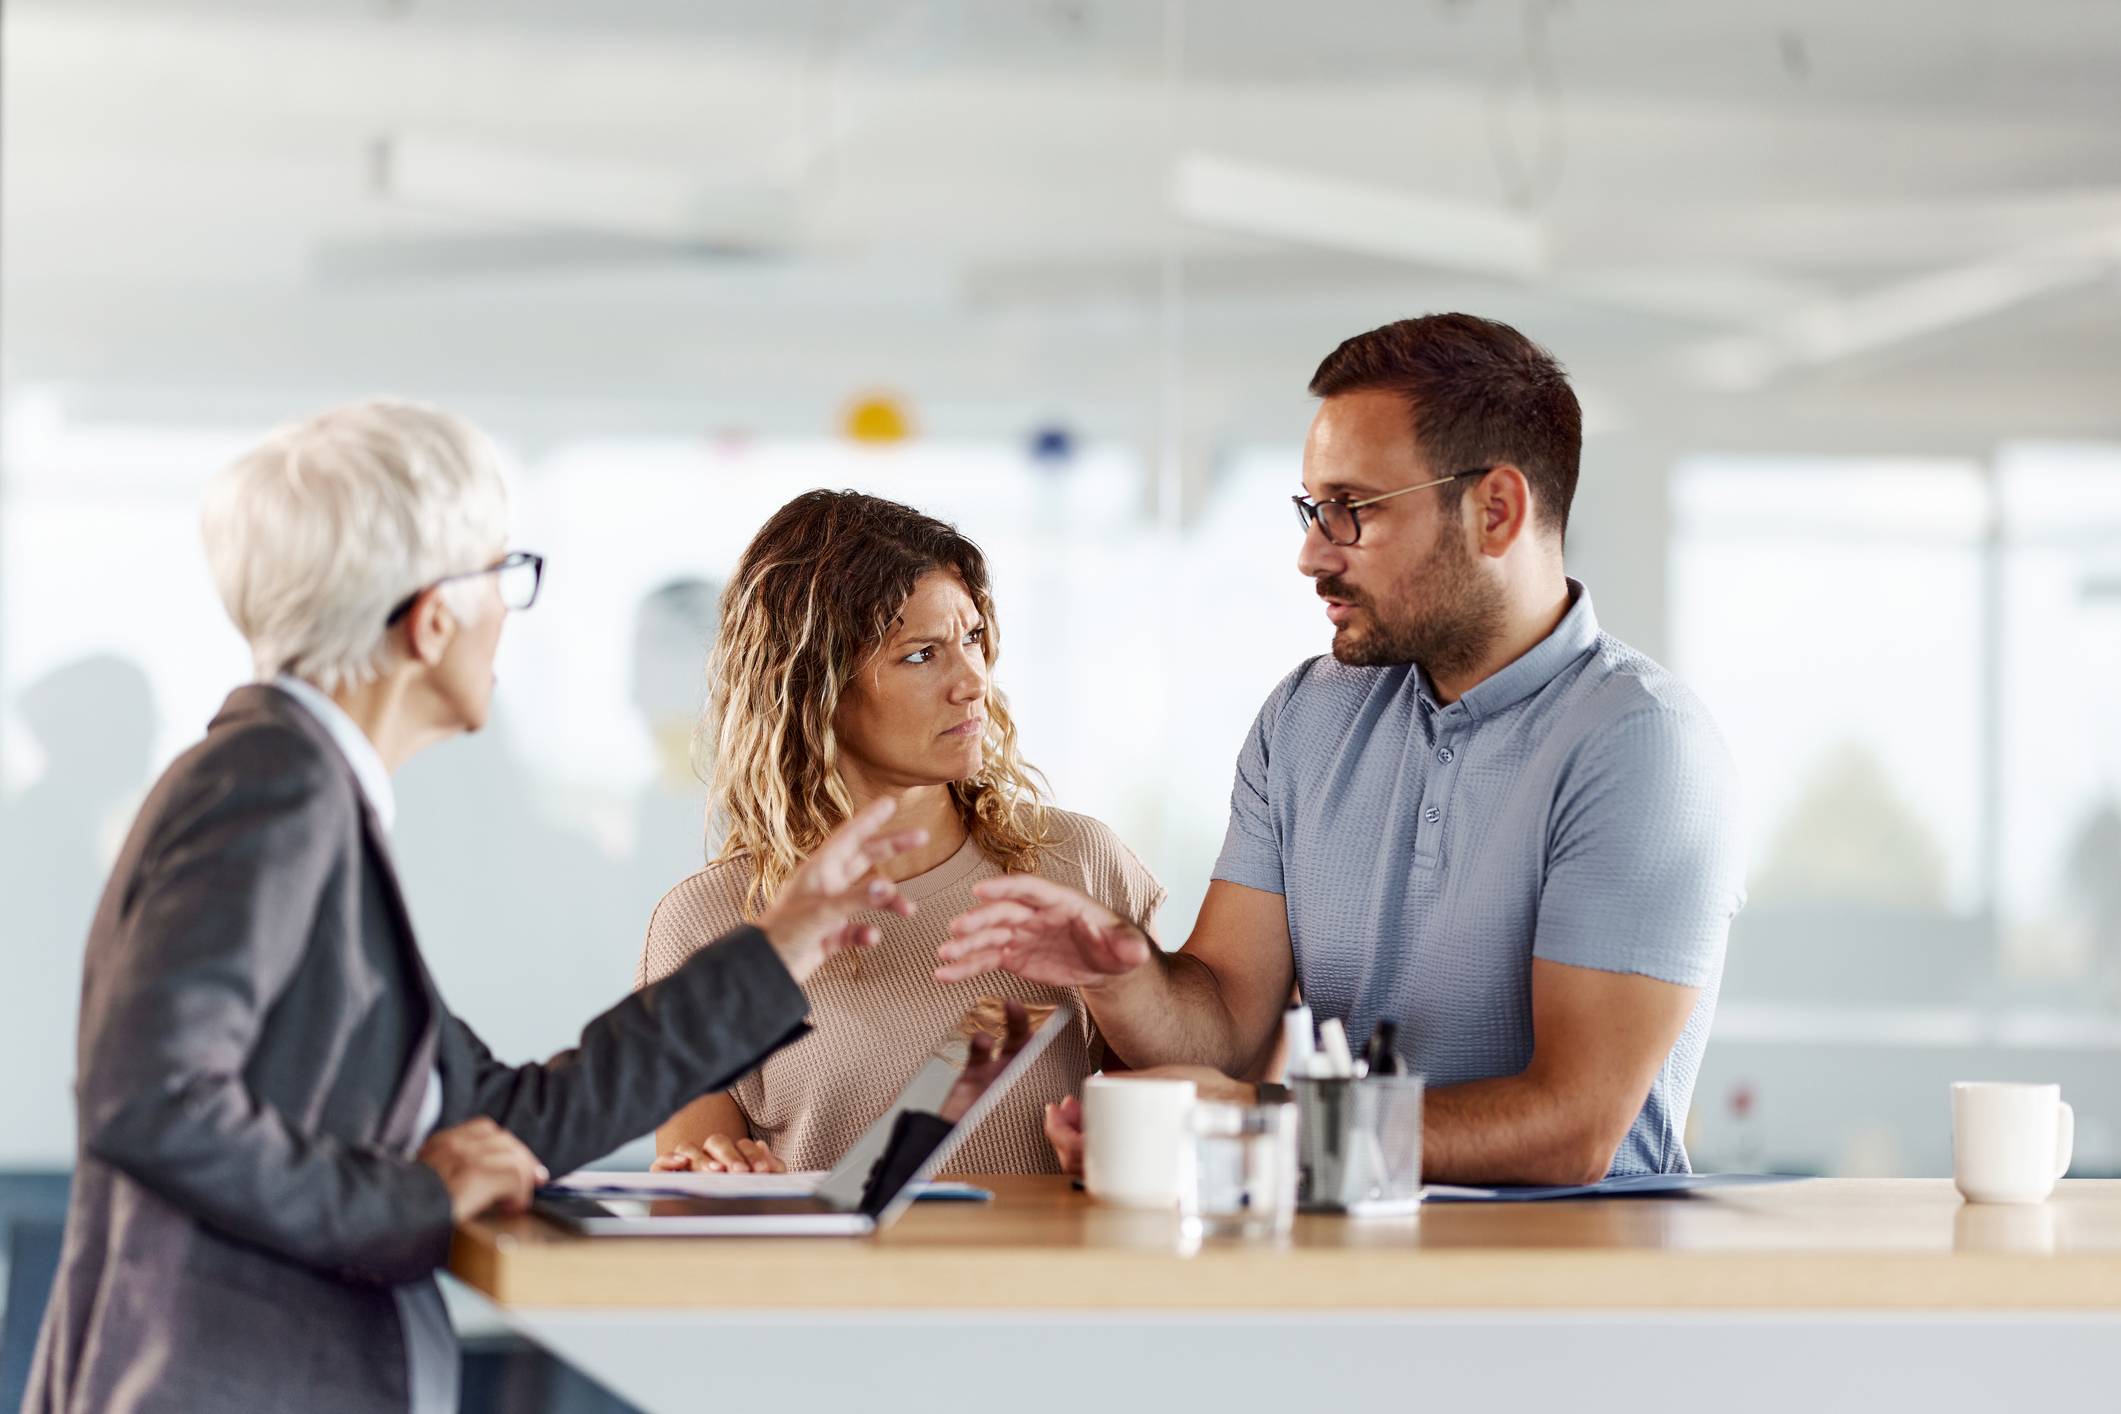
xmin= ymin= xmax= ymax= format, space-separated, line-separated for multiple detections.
xmin=384 ymin=551 xmax=545 ymax=627
xmin=1292 ymin=468 xmax=1491 ymax=547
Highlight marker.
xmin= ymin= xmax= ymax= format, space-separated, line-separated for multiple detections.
xmin=1318 ymin=1018 xmax=1355 ymax=1079
xmin=1282 ymin=1004 xmax=1318 ymax=1081
xmin=1361 ymin=1020 xmax=1404 ymax=1077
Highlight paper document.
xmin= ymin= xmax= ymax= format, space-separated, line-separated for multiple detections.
xmin=1423 ymin=1173 xmax=1803 ymax=1203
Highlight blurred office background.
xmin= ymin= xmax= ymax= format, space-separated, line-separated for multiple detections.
xmin=4 ymin=0 xmax=2121 ymax=1210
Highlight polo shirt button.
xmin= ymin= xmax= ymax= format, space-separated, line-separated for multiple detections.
xmin=1436 ymin=747 xmax=1454 ymax=764
xmin=1423 ymin=806 xmax=1441 ymax=824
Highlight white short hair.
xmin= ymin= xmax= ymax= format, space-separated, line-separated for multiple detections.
xmin=203 ymin=399 xmax=512 ymax=693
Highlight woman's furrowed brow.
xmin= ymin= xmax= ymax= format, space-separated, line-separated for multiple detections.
xmin=896 ymin=614 xmax=981 ymax=641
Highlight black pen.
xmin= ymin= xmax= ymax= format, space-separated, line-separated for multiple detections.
xmin=1361 ymin=1020 xmax=1403 ymax=1077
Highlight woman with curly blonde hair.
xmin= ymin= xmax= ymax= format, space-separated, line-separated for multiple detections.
xmin=637 ymin=490 xmax=1162 ymax=1175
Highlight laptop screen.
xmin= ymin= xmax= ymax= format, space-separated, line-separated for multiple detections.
xmin=841 ymin=1004 xmax=1074 ymax=1222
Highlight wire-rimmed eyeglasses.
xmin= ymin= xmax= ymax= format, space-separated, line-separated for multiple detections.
xmin=1292 ymin=468 xmax=1491 ymax=546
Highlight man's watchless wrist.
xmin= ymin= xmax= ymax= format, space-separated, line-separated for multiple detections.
xmin=1082 ymin=918 xmax=1158 ymax=996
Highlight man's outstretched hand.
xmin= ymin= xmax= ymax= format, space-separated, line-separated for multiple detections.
xmin=934 ymin=875 xmax=1152 ymax=988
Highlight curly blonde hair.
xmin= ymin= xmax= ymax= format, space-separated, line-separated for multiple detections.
xmin=703 ymin=490 xmax=1051 ymax=916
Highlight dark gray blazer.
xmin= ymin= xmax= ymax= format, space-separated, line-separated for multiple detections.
xmin=25 ymin=685 xmax=811 ymax=1413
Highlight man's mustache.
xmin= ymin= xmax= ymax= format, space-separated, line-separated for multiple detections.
xmin=1314 ymin=576 xmax=1364 ymax=606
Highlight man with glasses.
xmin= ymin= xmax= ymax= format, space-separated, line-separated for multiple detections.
xmin=939 ymin=313 xmax=1745 ymax=1185
xmin=29 ymin=401 xmax=929 ymax=1414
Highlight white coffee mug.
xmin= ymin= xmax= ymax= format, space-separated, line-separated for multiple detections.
xmin=1951 ymin=1081 xmax=2073 ymax=1204
xmin=1081 ymin=1075 xmax=1197 ymax=1209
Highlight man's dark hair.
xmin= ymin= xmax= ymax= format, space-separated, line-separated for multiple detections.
xmin=1308 ymin=313 xmax=1582 ymax=539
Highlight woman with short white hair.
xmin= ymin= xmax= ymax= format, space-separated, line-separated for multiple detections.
xmin=26 ymin=399 xmax=926 ymax=1414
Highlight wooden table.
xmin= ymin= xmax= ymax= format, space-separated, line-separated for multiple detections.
xmin=447 ymin=1178 xmax=2121 ymax=1413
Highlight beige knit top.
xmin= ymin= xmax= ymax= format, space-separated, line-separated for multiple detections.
xmin=636 ymin=809 xmax=1164 ymax=1175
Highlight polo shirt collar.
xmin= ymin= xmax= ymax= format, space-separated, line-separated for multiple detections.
xmin=1419 ymin=578 xmax=1600 ymax=721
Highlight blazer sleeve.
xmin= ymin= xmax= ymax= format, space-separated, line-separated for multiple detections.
xmin=76 ymin=728 xmax=457 ymax=1287
xmin=440 ymin=926 xmax=811 ymax=1177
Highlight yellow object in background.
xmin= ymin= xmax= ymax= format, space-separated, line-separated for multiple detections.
xmin=842 ymin=392 xmax=913 ymax=445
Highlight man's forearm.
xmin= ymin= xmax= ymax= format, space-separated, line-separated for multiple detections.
xmin=1421 ymin=1073 xmax=1624 ymax=1187
xmin=1081 ymin=947 xmax=1255 ymax=1074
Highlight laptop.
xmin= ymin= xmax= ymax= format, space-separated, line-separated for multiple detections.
xmin=533 ymin=1004 xmax=1071 ymax=1237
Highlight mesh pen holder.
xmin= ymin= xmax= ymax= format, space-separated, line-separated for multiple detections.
xmin=1293 ymin=1074 xmax=1425 ymax=1214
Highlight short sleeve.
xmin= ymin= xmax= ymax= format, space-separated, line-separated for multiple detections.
xmin=636 ymin=870 xmax=741 ymax=989
xmin=1043 ymin=810 xmax=1167 ymax=940
xmin=1102 ymin=826 xmax=1168 ymax=940
xmin=1531 ymin=705 xmax=1746 ymax=987
xmin=635 ymin=892 xmax=692 ymax=990
xmin=1210 ymin=672 xmax=1301 ymax=897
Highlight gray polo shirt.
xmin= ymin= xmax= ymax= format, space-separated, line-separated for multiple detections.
xmin=1211 ymin=580 xmax=1744 ymax=1175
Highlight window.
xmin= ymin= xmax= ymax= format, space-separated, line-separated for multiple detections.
xmin=1673 ymin=450 xmax=2121 ymax=1179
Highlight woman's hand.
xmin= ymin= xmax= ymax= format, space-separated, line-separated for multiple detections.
xmin=418 ymin=1117 xmax=548 ymax=1220
xmin=651 ymin=1135 xmax=787 ymax=1175
xmin=759 ymin=797 xmax=930 ymax=983
xmin=1043 ymin=1095 xmax=1085 ymax=1176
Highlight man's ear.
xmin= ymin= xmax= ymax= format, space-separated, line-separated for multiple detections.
xmin=402 ymin=588 xmax=457 ymax=667
xmin=1469 ymin=464 xmax=1534 ymax=559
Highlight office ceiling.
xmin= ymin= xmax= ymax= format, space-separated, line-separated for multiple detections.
xmin=4 ymin=0 xmax=2118 ymax=450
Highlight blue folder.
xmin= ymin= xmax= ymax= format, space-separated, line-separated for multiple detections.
xmin=1422 ymin=1172 xmax=1804 ymax=1203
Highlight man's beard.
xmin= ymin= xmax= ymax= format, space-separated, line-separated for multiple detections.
xmin=1317 ymin=526 xmax=1505 ymax=678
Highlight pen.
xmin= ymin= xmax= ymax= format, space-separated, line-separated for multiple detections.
xmin=1361 ymin=1020 xmax=1403 ymax=1077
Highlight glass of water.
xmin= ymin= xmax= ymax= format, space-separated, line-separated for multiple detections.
xmin=1183 ymin=1100 xmax=1299 ymax=1240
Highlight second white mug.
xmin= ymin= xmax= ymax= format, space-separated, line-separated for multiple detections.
xmin=1951 ymin=1081 xmax=2073 ymax=1205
